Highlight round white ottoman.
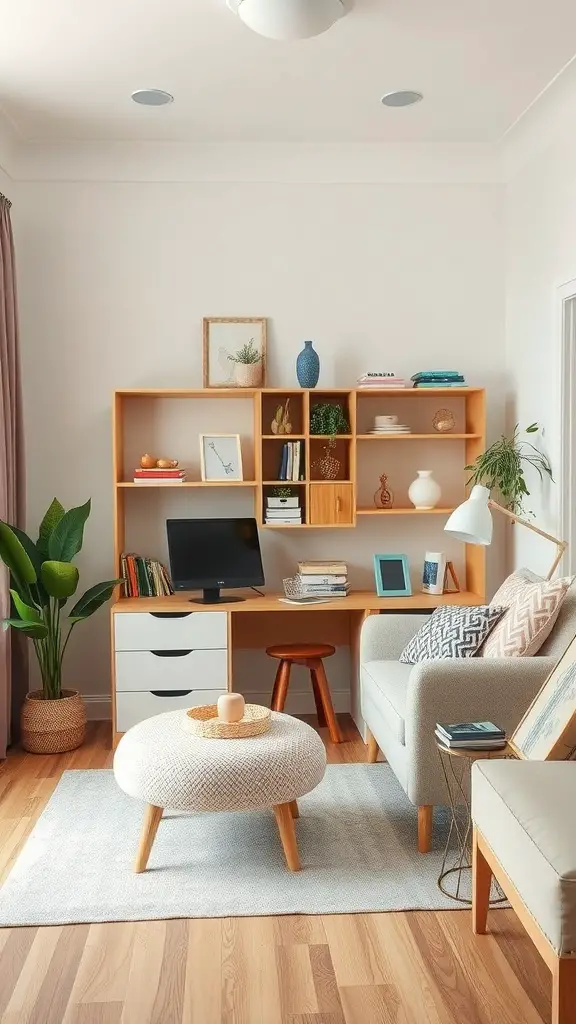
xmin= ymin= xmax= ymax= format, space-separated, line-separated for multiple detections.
xmin=113 ymin=709 xmax=326 ymax=873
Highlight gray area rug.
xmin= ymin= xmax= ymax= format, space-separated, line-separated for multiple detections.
xmin=0 ymin=766 xmax=463 ymax=925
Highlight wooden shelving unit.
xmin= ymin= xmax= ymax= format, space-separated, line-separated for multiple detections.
xmin=112 ymin=386 xmax=486 ymax=598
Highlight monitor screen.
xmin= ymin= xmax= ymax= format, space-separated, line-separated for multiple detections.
xmin=166 ymin=518 xmax=265 ymax=591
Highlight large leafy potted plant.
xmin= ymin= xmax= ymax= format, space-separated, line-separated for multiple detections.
xmin=0 ymin=498 xmax=120 ymax=753
xmin=466 ymin=423 xmax=553 ymax=516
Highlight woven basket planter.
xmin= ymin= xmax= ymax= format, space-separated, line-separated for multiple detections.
xmin=21 ymin=689 xmax=87 ymax=754
xmin=235 ymin=362 xmax=262 ymax=388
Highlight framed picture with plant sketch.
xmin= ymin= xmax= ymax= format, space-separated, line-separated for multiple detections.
xmin=200 ymin=434 xmax=244 ymax=482
xmin=203 ymin=318 xmax=267 ymax=388
xmin=510 ymin=632 xmax=576 ymax=760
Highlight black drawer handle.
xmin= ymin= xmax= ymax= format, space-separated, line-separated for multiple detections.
xmin=150 ymin=690 xmax=193 ymax=698
xmin=150 ymin=612 xmax=192 ymax=620
xmin=150 ymin=649 xmax=192 ymax=658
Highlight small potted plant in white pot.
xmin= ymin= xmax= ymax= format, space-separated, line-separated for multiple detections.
xmin=228 ymin=338 xmax=263 ymax=387
xmin=0 ymin=498 xmax=120 ymax=753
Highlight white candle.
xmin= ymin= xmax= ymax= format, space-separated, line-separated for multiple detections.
xmin=217 ymin=693 xmax=245 ymax=723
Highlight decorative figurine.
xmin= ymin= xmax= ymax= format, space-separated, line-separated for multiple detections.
xmin=270 ymin=398 xmax=293 ymax=435
xmin=433 ymin=409 xmax=455 ymax=433
xmin=140 ymin=455 xmax=179 ymax=469
xmin=156 ymin=458 xmax=179 ymax=469
xmin=374 ymin=473 xmax=394 ymax=509
xmin=312 ymin=437 xmax=340 ymax=480
xmin=140 ymin=453 xmax=157 ymax=469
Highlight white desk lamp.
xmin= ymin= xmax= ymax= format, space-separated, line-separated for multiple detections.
xmin=444 ymin=485 xmax=567 ymax=582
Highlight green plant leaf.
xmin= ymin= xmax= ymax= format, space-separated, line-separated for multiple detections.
xmin=0 ymin=522 xmax=37 ymax=588
xmin=525 ymin=423 xmax=539 ymax=433
xmin=37 ymin=498 xmax=65 ymax=555
xmin=2 ymin=617 xmax=48 ymax=639
xmin=68 ymin=579 xmax=121 ymax=620
xmin=41 ymin=560 xmax=80 ymax=600
xmin=9 ymin=525 xmax=49 ymax=605
xmin=47 ymin=499 xmax=91 ymax=562
xmin=9 ymin=590 xmax=43 ymax=624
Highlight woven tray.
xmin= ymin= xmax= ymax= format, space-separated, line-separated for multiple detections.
xmin=183 ymin=703 xmax=271 ymax=739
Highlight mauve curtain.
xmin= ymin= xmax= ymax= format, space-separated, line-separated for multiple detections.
xmin=0 ymin=192 xmax=26 ymax=758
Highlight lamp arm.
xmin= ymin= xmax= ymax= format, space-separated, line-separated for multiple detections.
xmin=488 ymin=499 xmax=568 ymax=580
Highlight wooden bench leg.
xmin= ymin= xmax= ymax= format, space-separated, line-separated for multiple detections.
xmin=553 ymin=958 xmax=576 ymax=1024
xmin=309 ymin=658 xmax=342 ymax=744
xmin=134 ymin=803 xmax=163 ymax=873
xmin=418 ymin=805 xmax=433 ymax=854
xmin=271 ymin=660 xmax=291 ymax=712
xmin=472 ymin=827 xmax=492 ymax=934
xmin=366 ymin=728 xmax=379 ymax=763
xmin=273 ymin=802 xmax=301 ymax=871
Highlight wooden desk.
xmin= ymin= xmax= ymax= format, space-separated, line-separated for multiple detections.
xmin=110 ymin=590 xmax=482 ymax=744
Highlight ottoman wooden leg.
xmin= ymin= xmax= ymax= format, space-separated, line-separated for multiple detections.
xmin=134 ymin=803 xmax=163 ymax=873
xmin=289 ymin=800 xmax=299 ymax=819
xmin=273 ymin=803 xmax=301 ymax=872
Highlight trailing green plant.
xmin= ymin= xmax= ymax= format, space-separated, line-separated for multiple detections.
xmin=0 ymin=498 xmax=120 ymax=700
xmin=466 ymin=423 xmax=553 ymax=516
xmin=227 ymin=338 xmax=261 ymax=365
xmin=272 ymin=486 xmax=297 ymax=498
xmin=309 ymin=402 xmax=350 ymax=436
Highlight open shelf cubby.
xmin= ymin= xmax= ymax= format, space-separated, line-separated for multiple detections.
xmin=112 ymin=386 xmax=486 ymax=597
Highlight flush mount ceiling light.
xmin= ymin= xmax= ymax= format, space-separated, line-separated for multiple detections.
xmin=381 ymin=90 xmax=423 ymax=108
xmin=131 ymin=89 xmax=174 ymax=106
xmin=226 ymin=0 xmax=352 ymax=40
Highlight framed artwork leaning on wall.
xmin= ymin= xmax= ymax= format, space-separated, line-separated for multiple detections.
xmin=200 ymin=434 xmax=244 ymax=482
xmin=203 ymin=317 xmax=267 ymax=388
xmin=510 ymin=632 xmax=576 ymax=760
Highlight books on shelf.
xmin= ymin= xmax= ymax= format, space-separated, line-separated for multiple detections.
xmin=133 ymin=468 xmax=186 ymax=484
xmin=278 ymin=441 xmax=305 ymax=482
xmin=121 ymin=553 xmax=174 ymax=598
xmin=435 ymin=721 xmax=506 ymax=750
xmin=411 ymin=371 xmax=467 ymax=388
xmin=295 ymin=560 xmax=349 ymax=597
xmin=357 ymin=372 xmax=408 ymax=389
xmin=298 ymin=560 xmax=347 ymax=575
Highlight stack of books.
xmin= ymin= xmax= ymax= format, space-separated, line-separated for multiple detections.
xmin=121 ymin=554 xmax=174 ymax=597
xmin=277 ymin=441 xmax=305 ymax=482
xmin=411 ymin=371 xmax=467 ymax=388
xmin=296 ymin=560 xmax=349 ymax=598
xmin=133 ymin=467 xmax=186 ymax=484
xmin=435 ymin=721 xmax=506 ymax=750
xmin=357 ymin=372 xmax=408 ymax=389
xmin=265 ymin=496 xmax=302 ymax=525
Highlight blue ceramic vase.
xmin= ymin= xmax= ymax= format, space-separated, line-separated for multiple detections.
xmin=296 ymin=340 xmax=320 ymax=388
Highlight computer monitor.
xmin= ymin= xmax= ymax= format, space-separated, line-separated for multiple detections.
xmin=166 ymin=517 xmax=265 ymax=604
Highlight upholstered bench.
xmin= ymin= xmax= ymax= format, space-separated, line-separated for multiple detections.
xmin=113 ymin=709 xmax=327 ymax=873
xmin=471 ymin=760 xmax=576 ymax=1024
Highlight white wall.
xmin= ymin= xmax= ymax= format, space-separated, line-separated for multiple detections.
xmin=13 ymin=180 xmax=505 ymax=707
xmin=505 ymin=68 xmax=576 ymax=574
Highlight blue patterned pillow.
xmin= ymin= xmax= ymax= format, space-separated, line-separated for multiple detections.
xmin=399 ymin=605 xmax=505 ymax=664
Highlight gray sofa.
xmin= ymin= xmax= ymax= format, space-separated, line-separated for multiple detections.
xmin=360 ymin=589 xmax=576 ymax=852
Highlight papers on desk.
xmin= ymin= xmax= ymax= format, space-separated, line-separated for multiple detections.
xmin=279 ymin=597 xmax=340 ymax=605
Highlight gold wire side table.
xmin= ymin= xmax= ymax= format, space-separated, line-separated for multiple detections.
xmin=437 ymin=740 xmax=514 ymax=905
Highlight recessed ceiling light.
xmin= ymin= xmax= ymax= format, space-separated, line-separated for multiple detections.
xmin=131 ymin=89 xmax=174 ymax=107
xmin=381 ymin=90 xmax=423 ymax=108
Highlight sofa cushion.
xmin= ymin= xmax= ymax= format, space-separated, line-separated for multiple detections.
xmin=481 ymin=569 xmax=573 ymax=659
xmin=399 ymin=605 xmax=504 ymax=664
xmin=472 ymin=760 xmax=576 ymax=954
xmin=361 ymin=660 xmax=411 ymax=745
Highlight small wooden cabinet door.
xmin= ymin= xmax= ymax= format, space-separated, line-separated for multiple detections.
xmin=309 ymin=483 xmax=354 ymax=525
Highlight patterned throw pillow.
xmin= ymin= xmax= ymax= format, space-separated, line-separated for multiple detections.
xmin=480 ymin=570 xmax=573 ymax=659
xmin=399 ymin=605 xmax=505 ymax=664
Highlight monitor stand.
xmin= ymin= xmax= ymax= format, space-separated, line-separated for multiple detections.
xmin=188 ymin=588 xmax=245 ymax=605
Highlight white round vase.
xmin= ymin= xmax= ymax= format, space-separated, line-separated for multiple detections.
xmin=408 ymin=470 xmax=441 ymax=510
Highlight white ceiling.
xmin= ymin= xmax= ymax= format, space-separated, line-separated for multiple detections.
xmin=1 ymin=0 xmax=576 ymax=144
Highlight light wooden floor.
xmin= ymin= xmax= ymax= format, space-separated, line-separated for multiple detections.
xmin=0 ymin=717 xmax=552 ymax=1024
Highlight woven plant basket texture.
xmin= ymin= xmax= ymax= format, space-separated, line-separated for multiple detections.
xmin=21 ymin=689 xmax=87 ymax=754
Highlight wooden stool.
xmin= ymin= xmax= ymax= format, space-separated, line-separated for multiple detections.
xmin=266 ymin=643 xmax=343 ymax=744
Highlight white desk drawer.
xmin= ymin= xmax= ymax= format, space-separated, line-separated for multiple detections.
xmin=114 ymin=611 xmax=227 ymax=652
xmin=116 ymin=690 xmax=224 ymax=733
xmin=115 ymin=649 xmax=228 ymax=693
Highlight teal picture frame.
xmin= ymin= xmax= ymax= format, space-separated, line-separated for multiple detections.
xmin=373 ymin=554 xmax=412 ymax=597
